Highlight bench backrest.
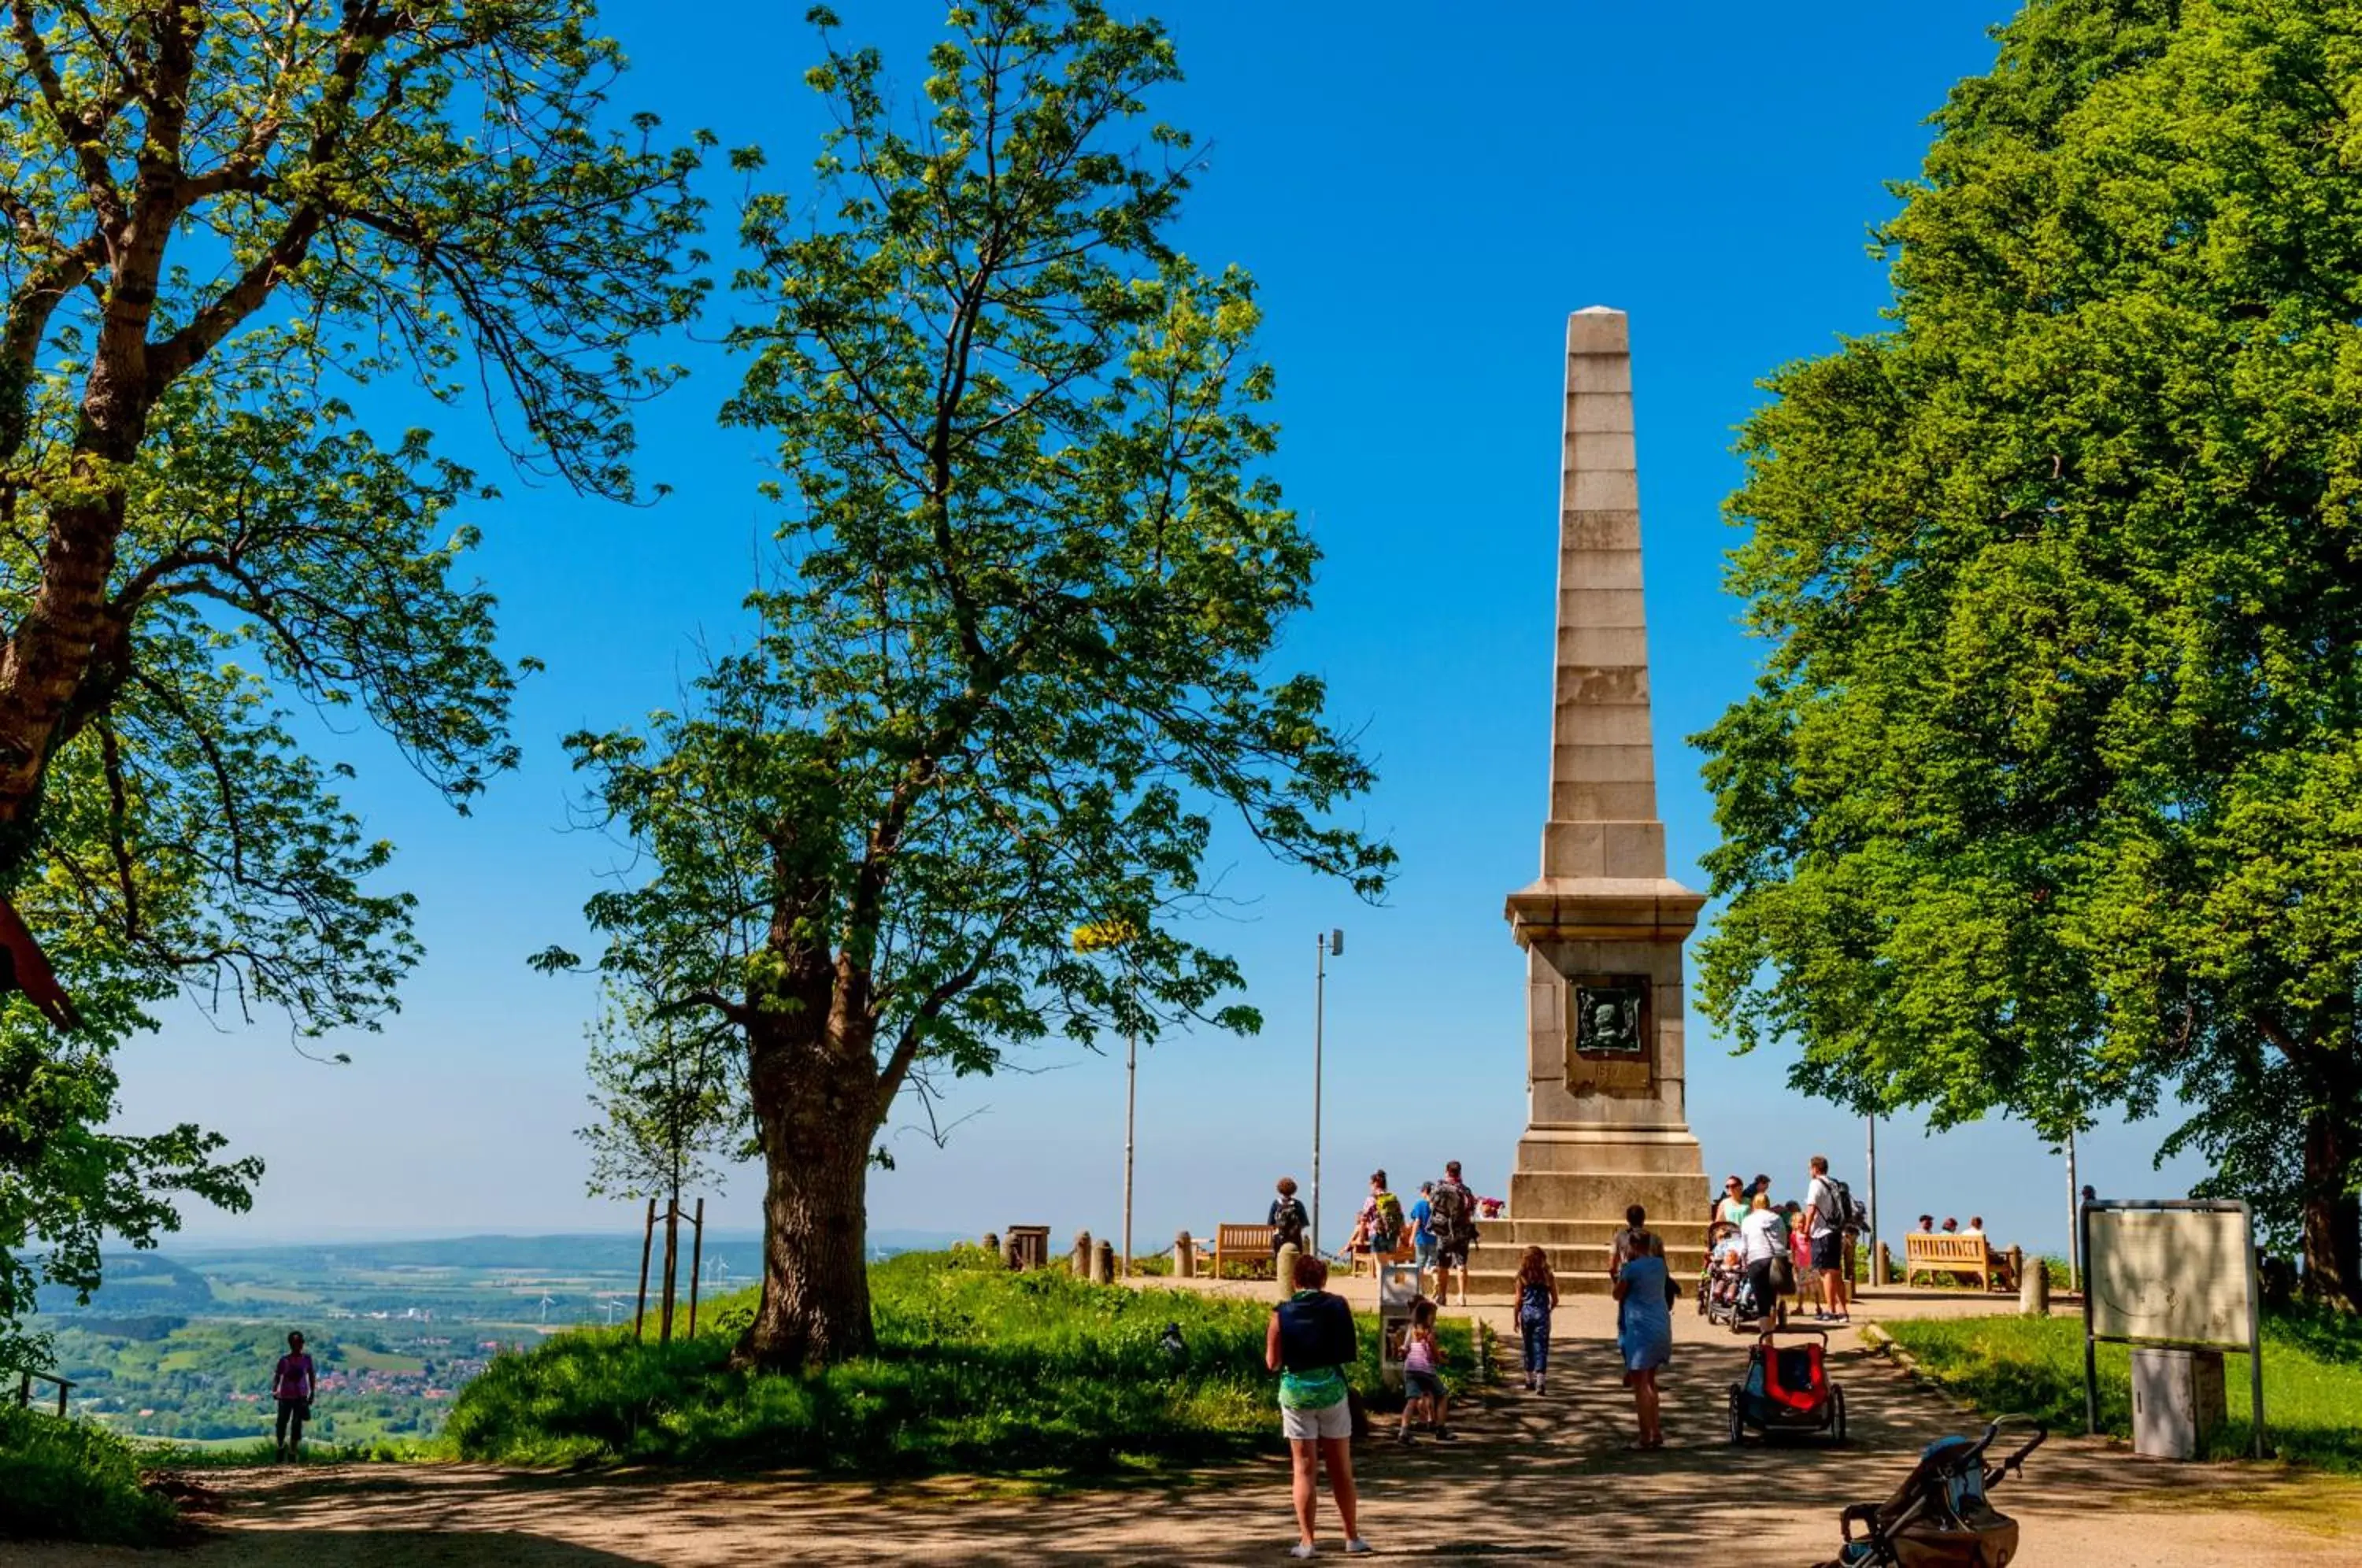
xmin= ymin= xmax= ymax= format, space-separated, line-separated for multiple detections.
xmin=1905 ymin=1233 xmax=1992 ymax=1263
xmin=1216 ymin=1223 xmax=1275 ymax=1250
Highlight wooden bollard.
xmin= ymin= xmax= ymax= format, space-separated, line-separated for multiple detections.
xmin=1094 ymin=1240 xmax=1116 ymax=1285
xmin=1275 ymin=1241 xmax=1300 ymax=1299
xmin=1072 ymin=1230 xmax=1094 ymax=1275
xmin=1175 ymin=1230 xmax=1196 ymax=1280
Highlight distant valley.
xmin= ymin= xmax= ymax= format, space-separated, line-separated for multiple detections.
xmin=30 ymin=1229 xmax=969 ymax=1447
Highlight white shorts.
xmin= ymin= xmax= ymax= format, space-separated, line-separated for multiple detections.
xmin=1280 ymin=1396 xmax=1352 ymax=1442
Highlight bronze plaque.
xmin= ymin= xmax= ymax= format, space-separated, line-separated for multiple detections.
xmin=1566 ymin=974 xmax=1652 ymax=1093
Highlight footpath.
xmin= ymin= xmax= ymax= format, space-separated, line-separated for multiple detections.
xmin=15 ymin=1285 xmax=2360 ymax=1566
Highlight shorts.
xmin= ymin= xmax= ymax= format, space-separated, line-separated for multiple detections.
xmin=1810 ymin=1231 xmax=1842 ymax=1271
xmin=1435 ymin=1239 xmax=1469 ymax=1267
xmin=1280 ymin=1396 xmax=1352 ymax=1441
xmin=1403 ymin=1370 xmax=1446 ymax=1403
xmin=1415 ymin=1235 xmax=1439 ymax=1267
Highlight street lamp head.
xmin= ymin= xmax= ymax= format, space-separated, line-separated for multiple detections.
xmin=1327 ymin=928 xmax=1344 ymax=956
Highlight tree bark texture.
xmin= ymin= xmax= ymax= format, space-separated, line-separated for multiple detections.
xmin=2300 ymin=1105 xmax=2362 ymax=1311
xmin=739 ymin=1015 xmax=881 ymax=1369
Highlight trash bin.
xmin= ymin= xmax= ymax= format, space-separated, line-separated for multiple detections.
xmin=2131 ymin=1346 xmax=2226 ymax=1459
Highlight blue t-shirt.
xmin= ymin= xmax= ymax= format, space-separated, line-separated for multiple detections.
xmin=1410 ymin=1197 xmax=1433 ymax=1244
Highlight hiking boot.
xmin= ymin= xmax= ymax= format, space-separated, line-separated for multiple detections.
xmin=1434 ymin=1427 xmax=1459 ymax=1442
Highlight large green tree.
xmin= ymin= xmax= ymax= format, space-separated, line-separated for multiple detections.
xmin=0 ymin=0 xmax=703 ymax=1359
xmin=1697 ymin=0 xmax=2362 ymax=1306
xmin=550 ymin=1 xmax=1391 ymax=1368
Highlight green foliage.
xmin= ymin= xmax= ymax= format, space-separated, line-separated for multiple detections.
xmin=446 ymin=1248 xmax=1469 ymax=1474
xmin=1879 ymin=1307 xmax=2362 ymax=1472
xmin=578 ymin=977 xmax=746 ymax=1204
xmin=0 ymin=1405 xmax=176 ymax=1545
xmin=0 ymin=0 xmax=705 ymax=1359
xmin=1694 ymin=0 xmax=2362 ymax=1292
xmin=552 ymin=0 xmax=1388 ymax=1363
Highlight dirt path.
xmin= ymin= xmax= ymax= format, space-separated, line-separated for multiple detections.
xmin=19 ymin=1304 xmax=2360 ymax=1565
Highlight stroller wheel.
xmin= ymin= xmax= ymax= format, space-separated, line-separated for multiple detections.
xmin=1727 ymin=1389 xmax=1745 ymax=1447
xmin=1829 ymin=1385 xmax=1847 ymax=1444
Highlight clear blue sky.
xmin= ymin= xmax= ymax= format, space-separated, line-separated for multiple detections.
xmin=113 ymin=1 xmax=2212 ymax=1259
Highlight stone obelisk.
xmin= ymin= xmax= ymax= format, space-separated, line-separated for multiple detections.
xmin=1471 ymin=307 xmax=1709 ymax=1295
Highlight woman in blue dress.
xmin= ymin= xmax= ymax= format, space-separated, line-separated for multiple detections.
xmin=1612 ymin=1231 xmax=1673 ymax=1449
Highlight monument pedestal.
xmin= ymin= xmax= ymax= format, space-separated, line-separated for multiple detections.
xmin=1466 ymin=308 xmax=1709 ymax=1297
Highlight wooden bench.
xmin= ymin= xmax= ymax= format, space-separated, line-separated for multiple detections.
xmin=13 ymin=1367 xmax=76 ymax=1418
xmin=1213 ymin=1222 xmax=1277 ymax=1278
xmin=1903 ymin=1232 xmax=2013 ymax=1290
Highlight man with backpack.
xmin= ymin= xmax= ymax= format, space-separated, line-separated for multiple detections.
xmin=1804 ymin=1154 xmax=1860 ymax=1323
xmin=1429 ymin=1159 xmax=1480 ymax=1307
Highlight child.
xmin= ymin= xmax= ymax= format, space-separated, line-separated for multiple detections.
xmin=1513 ymin=1246 xmax=1559 ymax=1394
xmin=1786 ymin=1200 xmax=1821 ymax=1317
xmin=1394 ymin=1298 xmax=1455 ymax=1444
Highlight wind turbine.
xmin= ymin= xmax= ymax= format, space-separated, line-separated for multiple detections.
xmin=537 ymin=1292 xmax=555 ymax=1325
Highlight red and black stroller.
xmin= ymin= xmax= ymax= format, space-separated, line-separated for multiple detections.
xmin=1727 ymin=1325 xmax=1846 ymax=1444
xmin=1822 ymin=1418 xmax=2046 ymax=1567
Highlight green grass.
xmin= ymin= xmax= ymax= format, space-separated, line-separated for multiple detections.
xmin=445 ymin=1249 xmax=1476 ymax=1477
xmin=1879 ymin=1305 xmax=2362 ymax=1471
xmin=0 ymin=1404 xmax=179 ymax=1544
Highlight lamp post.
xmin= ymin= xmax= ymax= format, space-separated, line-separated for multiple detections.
xmin=1311 ymin=928 xmax=1343 ymax=1252
xmin=1074 ymin=919 xmax=1142 ymax=1276
xmin=1866 ymin=1112 xmax=1880 ymax=1286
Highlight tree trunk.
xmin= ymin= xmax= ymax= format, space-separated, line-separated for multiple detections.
xmin=2300 ymin=1106 xmax=2361 ymax=1312
xmin=740 ymin=1023 xmax=880 ymax=1369
xmin=658 ymin=1198 xmax=680 ymax=1344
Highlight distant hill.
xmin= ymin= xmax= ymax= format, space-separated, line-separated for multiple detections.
xmin=33 ymin=1252 xmax=215 ymax=1315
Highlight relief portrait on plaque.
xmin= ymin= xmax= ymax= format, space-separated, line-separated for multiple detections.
xmin=1573 ymin=980 xmax=1646 ymax=1056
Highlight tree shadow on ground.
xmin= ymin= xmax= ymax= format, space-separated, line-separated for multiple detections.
xmin=80 ymin=1334 xmax=2356 ymax=1566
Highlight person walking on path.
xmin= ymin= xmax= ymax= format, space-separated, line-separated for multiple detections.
xmin=1806 ymin=1156 xmax=1853 ymax=1322
xmin=1612 ymin=1232 xmax=1672 ymax=1448
xmin=1739 ymin=1193 xmax=1787 ymax=1328
xmin=1270 ymin=1176 xmax=1310 ymax=1263
xmin=1394 ymin=1297 xmax=1456 ymax=1444
xmin=271 ymin=1331 xmax=317 ymax=1462
xmin=1430 ymin=1161 xmax=1479 ymax=1306
xmin=1514 ymin=1245 xmax=1560 ymax=1393
xmin=1409 ymin=1182 xmax=1438 ymax=1296
xmin=1266 ymin=1255 xmax=1371 ymax=1558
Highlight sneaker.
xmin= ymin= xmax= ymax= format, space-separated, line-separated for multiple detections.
xmin=1346 ymin=1541 xmax=1374 ymax=1555
xmin=1393 ymin=1430 xmax=1412 ymax=1446
xmin=1290 ymin=1544 xmax=1318 ymax=1560
xmin=1434 ymin=1428 xmax=1460 ymax=1443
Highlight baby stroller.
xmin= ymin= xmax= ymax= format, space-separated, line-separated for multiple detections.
xmin=1823 ymin=1418 xmax=2046 ymax=1567
xmin=1727 ymin=1325 xmax=1846 ymax=1444
xmin=1701 ymin=1250 xmax=1748 ymax=1328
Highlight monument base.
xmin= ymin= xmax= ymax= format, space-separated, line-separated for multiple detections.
xmin=1463 ymin=1126 xmax=1708 ymax=1298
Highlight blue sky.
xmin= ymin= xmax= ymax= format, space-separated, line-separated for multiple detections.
xmin=113 ymin=1 xmax=2212 ymax=1261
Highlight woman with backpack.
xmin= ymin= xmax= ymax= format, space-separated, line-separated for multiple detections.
xmin=1266 ymin=1254 xmax=1372 ymax=1558
xmin=1513 ymin=1245 xmax=1560 ymax=1393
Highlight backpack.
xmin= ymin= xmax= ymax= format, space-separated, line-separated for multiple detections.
xmin=1369 ymin=1191 xmax=1405 ymax=1251
xmin=1827 ymin=1177 xmax=1868 ymax=1233
xmin=1429 ymin=1180 xmax=1472 ymax=1243
xmin=1270 ymin=1196 xmax=1308 ymax=1249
